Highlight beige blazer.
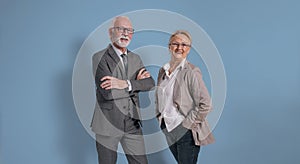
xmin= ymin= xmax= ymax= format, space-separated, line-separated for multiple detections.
xmin=156 ymin=60 xmax=215 ymax=145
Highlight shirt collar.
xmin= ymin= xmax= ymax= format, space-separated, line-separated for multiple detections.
xmin=111 ymin=44 xmax=127 ymax=57
xmin=163 ymin=59 xmax=186 ymax=77
xmin=163 ymin=58 xmax=186 ymax=72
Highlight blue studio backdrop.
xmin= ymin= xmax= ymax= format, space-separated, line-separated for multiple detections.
xmin=1 ymin=0 xmax=300 ymax=164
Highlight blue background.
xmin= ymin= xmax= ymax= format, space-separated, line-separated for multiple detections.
xmin=1 ymin=0 xmax=300 ymax=164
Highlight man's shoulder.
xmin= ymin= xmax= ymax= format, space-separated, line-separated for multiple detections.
xmin=128 ymin=51 xmax=138 ymax=55
xmin=93 ymin=47 xmax=109 ymax=59
xmin=128 ymin=51 xmax=141 ymax=60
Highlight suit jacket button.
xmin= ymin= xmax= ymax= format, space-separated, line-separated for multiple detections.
xmin=123 ymin=106 xmax=126 ymax=109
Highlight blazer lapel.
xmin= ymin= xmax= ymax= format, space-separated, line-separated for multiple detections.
xmin=173 ymin=60 xmax=189 ymax=100
xmin=127 ymin=51 xmax=135 ymax=78
xmin=107 ymin=44 xmax=127 ymax=79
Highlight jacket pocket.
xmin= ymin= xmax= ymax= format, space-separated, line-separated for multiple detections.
xmin=99 ymin=102 xmax=113 ymax=110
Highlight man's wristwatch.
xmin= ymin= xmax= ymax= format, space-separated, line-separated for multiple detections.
xmin=126 ymin=80 xmax=132 ymax=91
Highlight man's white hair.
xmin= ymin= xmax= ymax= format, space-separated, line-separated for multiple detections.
xmin=110 ymin=16 xmax=131 ymax=28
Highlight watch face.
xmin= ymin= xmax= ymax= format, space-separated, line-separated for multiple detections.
xmin=126 ymin=80 xmax=131 ymax=91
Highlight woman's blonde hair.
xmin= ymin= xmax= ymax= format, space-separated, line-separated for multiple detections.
xmin=169 ymin=30 xmax=192 ymax=44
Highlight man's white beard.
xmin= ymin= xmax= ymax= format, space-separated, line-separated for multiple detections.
xmin=113 ymin=36 xmax=131 ymax=48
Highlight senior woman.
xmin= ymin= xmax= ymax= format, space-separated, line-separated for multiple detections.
xmin=155 ymin=30 xmax=215 ymax=164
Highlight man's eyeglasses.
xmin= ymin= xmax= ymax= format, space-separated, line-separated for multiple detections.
xmin=169 ymin=43 xmax=191 ymax=48
xmin=113 ymin=27 xmax=135 ymax=34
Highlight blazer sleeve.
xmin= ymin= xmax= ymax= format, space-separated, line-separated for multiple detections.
xmin=94 ymin=54 xmax=130 ymax=101
xmin=129 ymin=55 xmax=155 ymax=92
xmin=182 ymin=68 xmax=212 ymax=127
xmin=155 ymin=68 xmax=165 ymax=119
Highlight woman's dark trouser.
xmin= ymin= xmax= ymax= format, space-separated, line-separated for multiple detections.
xmin=161 ymin=120 xmax=200 ymax=164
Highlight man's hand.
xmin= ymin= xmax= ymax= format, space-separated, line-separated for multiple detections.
xmin=100 ymin=76 xmax=128 ymax=90
xmin=137 ymin=68 xmax=151 ymax=80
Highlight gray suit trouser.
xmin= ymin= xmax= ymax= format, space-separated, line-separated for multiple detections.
xmin=95 ymin=115 xmax=148 ymax=164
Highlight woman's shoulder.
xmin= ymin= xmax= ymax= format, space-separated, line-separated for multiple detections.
xmin=185 ymin=61 xmax=201 ymax=72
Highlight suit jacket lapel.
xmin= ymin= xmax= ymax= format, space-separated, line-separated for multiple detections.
xmin=127 ymin=51 xmax=135 ymax=79
xmin=107 ymin=44 xmax=127 ymax=79
xmin=173 ymin=60 xmax=189 ymax=99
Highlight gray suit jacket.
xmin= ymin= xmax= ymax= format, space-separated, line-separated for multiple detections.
xmin=91 ymin=44 xmax=155 ymax=136
xmin=156 ymin=60 xmax=215 ymax=145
